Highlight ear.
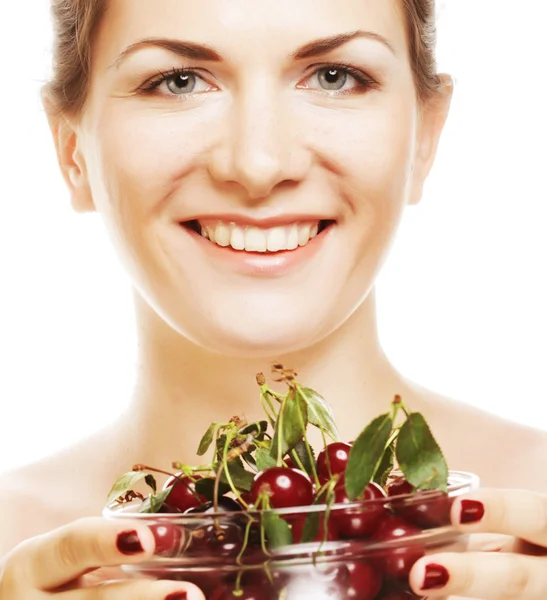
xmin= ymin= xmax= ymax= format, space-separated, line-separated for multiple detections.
xmin=408 ymin=74 xmax=454 ymax=206
xmin=42 ymin=90 xmax=95 ymax=213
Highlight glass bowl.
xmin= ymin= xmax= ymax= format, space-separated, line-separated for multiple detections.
xmin=103 ymin=470 xmax=479 ymax=599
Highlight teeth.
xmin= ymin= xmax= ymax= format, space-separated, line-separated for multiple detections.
xmin=199 ymin=220 xmax=324 ymax=252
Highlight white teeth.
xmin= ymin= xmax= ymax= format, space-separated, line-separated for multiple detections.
xmin=230 ymin=225 xmax=245 ymax=251
xmin=298 ymin=223 xmax=311 ymax=247
xmin=214 ymin=223 xmax=231 ymax=247
xmin=245 ymin=227 xmax=268 ymax=252
xmin=287 ymin=224 xmax=299 ymax=250
xmin=199 ymin=220 xmax=324 ymax=252
xmin=266 ymin=227 xmax=287 ymax=252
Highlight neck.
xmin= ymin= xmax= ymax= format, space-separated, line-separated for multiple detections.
xmin=124 ymin=289 xmax=407 ymax=472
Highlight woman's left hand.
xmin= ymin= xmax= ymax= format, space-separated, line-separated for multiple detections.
xmin=408 ymin=489 xmax=547 ymax=599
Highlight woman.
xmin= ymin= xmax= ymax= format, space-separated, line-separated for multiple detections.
xmin=0 ymin=0 xmax=546 ymax=599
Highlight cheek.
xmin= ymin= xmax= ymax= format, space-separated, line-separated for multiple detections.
xmin=88 ymin=103 xmax=219 ymax=224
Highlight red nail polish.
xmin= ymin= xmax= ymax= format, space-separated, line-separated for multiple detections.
xmin=165 ymin=593 xmax=188 ymax=600
xmin=421 ymin=563 xmax=450 ymax=590
xmin=116 ymin=530 xmax=144 ymax=555
xmin=460 ymin=499 xmax=485 ymax=524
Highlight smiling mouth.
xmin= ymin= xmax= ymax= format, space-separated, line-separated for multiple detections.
xmin=181 ymin=219 xmax=335 ymax=253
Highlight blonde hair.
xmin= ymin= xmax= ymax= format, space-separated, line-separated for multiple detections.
xmin=45 ymin=0 xmax=442 ymax=116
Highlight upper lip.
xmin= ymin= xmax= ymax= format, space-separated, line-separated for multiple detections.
xmin=180 ymin=213 xmax=336 ymax=228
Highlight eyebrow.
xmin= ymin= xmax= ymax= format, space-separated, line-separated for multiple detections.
xmin=110 ymin=29 xmax=396 ymax=69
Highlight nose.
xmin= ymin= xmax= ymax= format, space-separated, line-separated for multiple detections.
xmin=208 ymin=79 xmax=310 ymax=200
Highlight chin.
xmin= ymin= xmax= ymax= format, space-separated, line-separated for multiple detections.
xmin=187 ymin=310 xmax=332 ymax=359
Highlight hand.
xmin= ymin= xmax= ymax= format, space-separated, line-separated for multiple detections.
xmin=408 ymin=489 xmax=547 ymax=599
xmin=0 ymin=517 xmax=205 ymax=600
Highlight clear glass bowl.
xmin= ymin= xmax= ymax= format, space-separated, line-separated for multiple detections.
xmin=103 ymin=470 xmax=479 ymax=599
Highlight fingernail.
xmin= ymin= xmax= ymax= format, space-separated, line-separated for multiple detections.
xmin=421 ymin=563 xmax=450 ymax=590
xmin=460 ymin=499 xmax=485 ymax=524
xmin=165 ymin=593 xmax=188 ymax=600
xmin=116 ymin=530 xmax=144 ymax=555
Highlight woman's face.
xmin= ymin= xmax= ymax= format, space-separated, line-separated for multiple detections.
xmin=66 ymin=0 xmax=449 ymax=357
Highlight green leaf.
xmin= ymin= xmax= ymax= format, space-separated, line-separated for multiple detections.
xmin=195 ymin=477 xmax=231 ymax=502
xmin=292 ymin=439 xmax=316 ymax=478
xmin=263 ymin=512 xmax=293 ymax=549
xmin=138 ymin=488 xmax=173 ymax=513
xmin=220 ymin=459 xmax=255 ymax=492
xmin=270 ymin=389 xmax=308 ymax=461
xmin=396 ymin=412 xmax=449 ymax=491
xmin=239 ymin=421 xmax=268 ymax=439
xmin=242 ymin=451 xmax=257 ymax=471
xmin=106 ymin=471 xmax=150 ymax=505
xmin=299 ymin=511 xmax=320 ymax=543
xmin=345 ymin=413 xmax=393 ymax=500
xmin=197 ymin=423 xmax=217 ymax=456
xmin=373 ymin=440 xmax=395 ymax=488
xmin=255 ymin=448 xmax=277 ymax=472
xmin=299 ymin=387 xmax=340 ymax=442
xmin=144 ymin=474 xmax=157 ymax=494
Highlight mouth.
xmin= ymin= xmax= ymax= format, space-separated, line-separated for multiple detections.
xmin=181 ymin=219 xmax=335 ymax=253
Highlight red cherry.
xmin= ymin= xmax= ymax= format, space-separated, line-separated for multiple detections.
xmin=291 ymin=515 xmax=339 ymax=543
xmin=250 ymin=467 xmax=314 ymax=509
xmin=332 ymin=478 xmax=388 ymax=538
xmin=372 ymin=514 xmax=425 ymax=579
xmin=209 ymin=585 xmax=268 ymax=600
xmin=162 ymin=473 xmax=206 ymax=512
xmin=316 ymin=442 xmax=352 ymax=478
xmin=342 ymin=562 xmax=383 ymax=600
xmin=284 ymin=457 xmax=297 ymax=469
xmin=387 ymin=478 xmax=451 ymax=529
xmin=149 ymin=522 xmax=184 ymax=557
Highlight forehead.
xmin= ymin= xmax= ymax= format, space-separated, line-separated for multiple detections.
xmin=95 ymin=0 xmax=407 ymax=64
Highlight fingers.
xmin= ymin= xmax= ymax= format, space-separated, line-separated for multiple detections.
xmin=450 ymin=489 xmax=547 ymax=548
xmin=58 ymin=578 xmax=205 ymax=600
xmin=8 ymin=517 xmax=157 ymax=591
xmin=409 ymin=551 xmax=547 ymax=599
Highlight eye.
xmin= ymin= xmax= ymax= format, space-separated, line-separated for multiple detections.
xmin=317 ymin=68 xmax=349 ymax=91
xmin=299 ymin=64 xmax=375 ymax=95
xmin=140 ymin=68 xmax=215 ymax=97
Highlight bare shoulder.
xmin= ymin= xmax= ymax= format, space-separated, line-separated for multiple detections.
xmin=404 ymin=380 xmax=547 ymax=492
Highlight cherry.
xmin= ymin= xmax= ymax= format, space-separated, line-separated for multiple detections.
xmin=157 ymin=503 xmax=182 ymax=514
xmin=284 ymin=457 xmax=297 ymax=469
xmin=371 ymin=514 xmax=425 ymax=580
xmin=149 ymin=522 xmax=184 ymax=557
xmin=341 ymin=562 xmax=383 ymax=600
xmin=250 ymin=467 xmax=313 ymax=509
xmin=184 ymin=497 xmax=242 ymax=514
xmin=386 ymin=478 xmax=451 ymax=529
xmin=162 ymin=473 xmax=207 ymax=512
xmin=190 ymin=522 xmax=244 ymax=558
xmin=291 ymin=514 xmax=339 ymax=543
xmin=317 ymin=442 xmax=352 ymax=478
xmin=210 ymin=584 xmax=268 ymax=600
xmin=332 ymin=478 xmax=388 ymax=539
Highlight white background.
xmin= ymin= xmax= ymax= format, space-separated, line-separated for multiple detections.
xmin=0 ymin=1 xmax=546 ymax=472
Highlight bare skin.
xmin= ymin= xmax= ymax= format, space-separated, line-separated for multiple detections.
xmin=1 ymin=1 xmax=547 ymax=599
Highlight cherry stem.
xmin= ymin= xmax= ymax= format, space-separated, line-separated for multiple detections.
xmin=132 ymin=464 xmax=174 ymax=478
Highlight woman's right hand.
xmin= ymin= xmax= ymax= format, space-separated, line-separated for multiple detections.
xmin=0 ymin=517 xmax=204 ymax=600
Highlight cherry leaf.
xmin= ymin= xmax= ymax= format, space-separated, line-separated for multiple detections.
xmin=138 ymin=488 xmax=172 ymax=513
xmin=263 ymin=512 xmax=293 ymax=549
xmin=396 ymin=412 xmax=449 ymax=491
xmin=373 ymin=440 xmax=395 ymax=488
xmin=270 ymin=389 xmax=308 ymax=460
xmin=106 ymin=471 xmax=150 ymax=505
xmin=292 ymin=439 xmax=316 ymax=478
xmin=299 ymin=387 xmax=340 ymax=442
xmin=220 ymin=458 xmax=255 ymax=491
xmin=197 ymin=423 xmax=217 ymax=456
xmin=144 ymin=474 xmax=157 ymax=494
xmin=345 ymin=413 xmax=393 ymax=500
xmin=255 ymin=448 xmax=277 ymax=472
xmin=195 ymin=477 xmax=231 ymax=501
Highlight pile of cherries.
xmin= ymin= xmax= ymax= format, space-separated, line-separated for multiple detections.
xmin=148 ymin=442 xmax=452 ymax=600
